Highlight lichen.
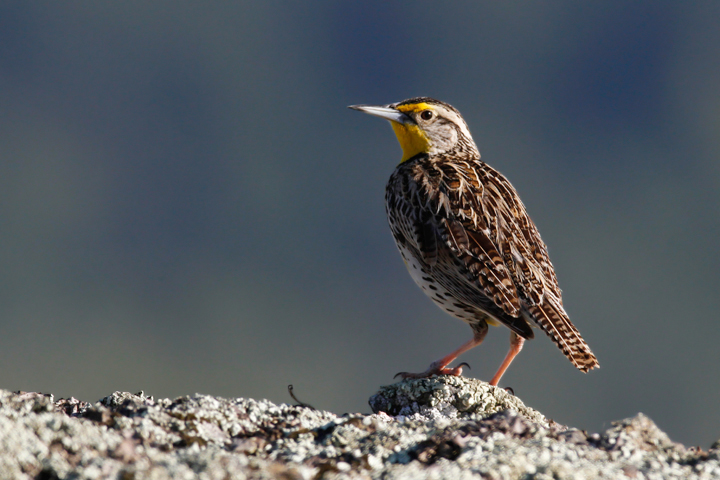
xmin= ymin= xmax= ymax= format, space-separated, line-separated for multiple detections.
xmin=0 ymin=378 xmax=718 ymax=479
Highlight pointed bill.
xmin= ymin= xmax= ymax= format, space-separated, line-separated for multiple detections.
xmin=348 ymin=104 xmax=413 ymax=125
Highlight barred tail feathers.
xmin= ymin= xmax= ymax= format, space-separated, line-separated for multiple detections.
xmin=527 ymin=299 xmax=599 ymax=372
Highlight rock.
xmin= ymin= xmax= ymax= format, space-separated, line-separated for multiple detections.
xmin=369 ymin=375 xmax=549 ymax=425
xmin=0 ymin=377 xmax=718 ymax=479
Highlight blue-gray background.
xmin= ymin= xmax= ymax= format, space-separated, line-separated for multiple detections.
xmin=1 ymin=2 xmax=719 ymax=447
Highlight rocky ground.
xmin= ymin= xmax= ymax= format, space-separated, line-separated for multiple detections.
xmin=0 ymin=376 xmax=718 ymax=479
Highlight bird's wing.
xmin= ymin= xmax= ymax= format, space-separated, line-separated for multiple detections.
xmin=410 ymin=160 xmax=526 ymax=321
xmin=425 ymin=160 xmax=558 ymax=306
xmin=432 ymin=160 xmax=598 ymax=370
xmin=429 ymin=213 xmax=536 ymax=340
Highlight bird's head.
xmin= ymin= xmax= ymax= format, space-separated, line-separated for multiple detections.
xmin=349 ymin=97 xmax=479 ymax=162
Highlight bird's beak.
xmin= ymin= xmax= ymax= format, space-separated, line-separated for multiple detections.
xmin=348 ymin=104 xmax=414 ymax=125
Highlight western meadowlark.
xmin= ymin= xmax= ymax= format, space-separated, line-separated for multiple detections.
xmin=349 ymin=97 xmax=598 ymax=386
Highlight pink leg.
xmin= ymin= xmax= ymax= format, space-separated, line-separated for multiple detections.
xmin=396 ymin=322 xmax=488 ymax=379
xmin=489 ymin=331 xmax=525 ymax=386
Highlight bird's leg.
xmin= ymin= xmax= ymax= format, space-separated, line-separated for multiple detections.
xmin=395 ymin=321 xmax=488 ymax=379
xmin=489 ymin=331 xmax=525 ymax=386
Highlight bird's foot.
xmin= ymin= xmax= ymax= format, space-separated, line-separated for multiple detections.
xmin=394 ymin=361 xmax=470 ymax=379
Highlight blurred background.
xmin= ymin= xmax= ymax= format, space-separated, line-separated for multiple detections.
xmin=1 ymin=1 xmax=719 ymax=447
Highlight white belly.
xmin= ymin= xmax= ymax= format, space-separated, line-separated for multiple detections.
xmin=397 ymin=243 xmax=480 ymax=324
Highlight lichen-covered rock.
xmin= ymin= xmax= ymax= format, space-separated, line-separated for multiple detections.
xmin=369 ymin=376 xmax=548 ymax=425
xmin=0 ymin=377 xmax=718 ymax=479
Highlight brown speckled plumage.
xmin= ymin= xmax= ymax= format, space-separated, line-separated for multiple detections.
xmin=351 ymin=97 xmax=598 ymax=382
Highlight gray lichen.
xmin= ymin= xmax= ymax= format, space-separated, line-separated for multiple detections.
xmin=0 ymin=376 xmax=718 ymax=479
xmin=369 ymin=376 xmax=548 ymax=425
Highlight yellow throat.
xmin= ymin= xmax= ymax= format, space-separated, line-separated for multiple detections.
xmin=391 ymin=103 xmax=432 ymax=162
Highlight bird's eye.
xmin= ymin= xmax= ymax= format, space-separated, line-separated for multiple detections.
xmin=420 ymin=110 xmax=433 ymax=121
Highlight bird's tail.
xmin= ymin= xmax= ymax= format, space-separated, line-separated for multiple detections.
xmin=527 ymin=298 xmax=599 ymax=372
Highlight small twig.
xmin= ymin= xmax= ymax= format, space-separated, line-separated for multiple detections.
xmin=288 ymin=385 xmax=315 ymax=410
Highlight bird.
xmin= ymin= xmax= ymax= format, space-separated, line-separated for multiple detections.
xmin=348 ymin=97 xmax=598 ymax=386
